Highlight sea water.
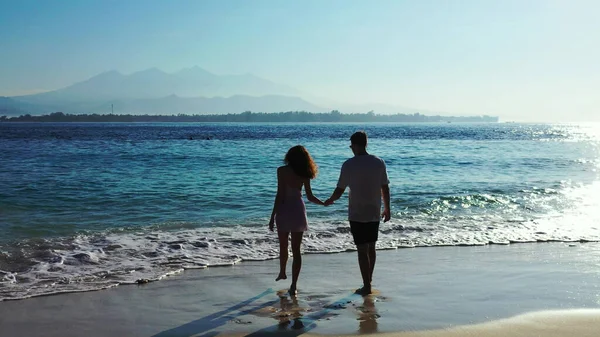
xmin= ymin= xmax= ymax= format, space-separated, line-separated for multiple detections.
xmin=1 ymin=122 xmax=599 ymax=300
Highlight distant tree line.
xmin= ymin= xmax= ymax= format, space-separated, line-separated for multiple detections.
xmin=0 ymin=111 xmax=499 ymax=123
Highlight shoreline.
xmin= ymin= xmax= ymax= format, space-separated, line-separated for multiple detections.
xmin=3 ymin=239 xmax=599 ymax=302
xmin=3 ymin=238 xmax=599 ymax=303
xmin=2 ymin=242 xmax=600 ymax=336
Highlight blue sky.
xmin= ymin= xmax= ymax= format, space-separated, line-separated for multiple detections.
xmin=1 ymin=0 xmax=598 ymax=121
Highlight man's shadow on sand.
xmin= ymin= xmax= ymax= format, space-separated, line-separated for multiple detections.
xmin=152 ymin=289 xmax=364 ymax=337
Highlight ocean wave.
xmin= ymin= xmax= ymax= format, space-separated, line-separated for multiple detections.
xmin=2 ymin=181 xmax=599 ymax=302
xmin=2 ymin=206 xmax=600 ymax=302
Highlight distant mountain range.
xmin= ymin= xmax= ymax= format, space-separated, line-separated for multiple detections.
xmin=0 ymin=66 xmax=468 ymax=117
xmin=0 ymin=67 xmax=322 ymax=115
xmin=0 ymin=94 xmax=325 ymax=116
xmin=94 ymin=94 xmax=322 ymax=115
xmin=17 ymin=67 xmax=302 ymax=102
xmin=0 ymin=97 xmax=42 ymax=116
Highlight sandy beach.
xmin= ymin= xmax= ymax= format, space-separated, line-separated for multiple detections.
xmin=2 ymin=242 xmax=600 ymax=337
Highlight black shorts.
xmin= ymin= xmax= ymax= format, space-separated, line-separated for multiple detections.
xmin=349 ymin=221 xmax=380 ymax=245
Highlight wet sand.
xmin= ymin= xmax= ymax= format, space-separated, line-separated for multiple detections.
xmin=1 ymin=242 xmax=600 ymax=336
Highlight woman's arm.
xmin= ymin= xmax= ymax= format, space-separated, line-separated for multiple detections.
xmin=304 ymin=179 xmax=324 ymax=206
xmin=269 ymin=167 xmax=285 ymax=230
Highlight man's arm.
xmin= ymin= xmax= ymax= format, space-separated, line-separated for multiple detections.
xmin=325 ymin=187 xmax=345 ymax=206
xmin=381 ymin=159 xmax=391 ymax=222
xmin=381 ymin=184 xmax=390 ymax=222
xmin=325 ymin=162 xmax=347 ymax=206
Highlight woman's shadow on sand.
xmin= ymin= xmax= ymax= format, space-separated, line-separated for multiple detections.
xmin=151 ymin=288 xmax=278 ymax=337
xmin=151 ymin=289 xmax=366 ymax=337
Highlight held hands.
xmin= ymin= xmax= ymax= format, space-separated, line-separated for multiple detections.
xmin=324 ymin=198 xmax=334 ymax=206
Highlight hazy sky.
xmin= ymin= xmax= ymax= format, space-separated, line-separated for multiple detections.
xmin=1 ymin=0 xmax=598 ymax=121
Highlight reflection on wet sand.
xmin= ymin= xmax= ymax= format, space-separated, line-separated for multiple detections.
xmin=275 ymin=295 xmax=306 ymax=330
xmin=262 ymin=289 xmax=380 ymax=334
xmin=357 ymin=295 xmax=379 ymax=334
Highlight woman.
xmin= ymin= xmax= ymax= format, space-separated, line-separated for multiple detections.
xmin=269 ymin=145 xmax=323 ymax=296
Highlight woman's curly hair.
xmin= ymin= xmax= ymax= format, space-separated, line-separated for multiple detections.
xmin=284 ymin=145 xmax=318 ymax=179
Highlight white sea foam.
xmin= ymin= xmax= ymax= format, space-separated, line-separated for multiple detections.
xmin=2 ymin=182 xmax=600 ymax=302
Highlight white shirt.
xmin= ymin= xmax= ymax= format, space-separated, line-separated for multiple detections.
xmin=336 ymin=154 xmax=389 ymax=222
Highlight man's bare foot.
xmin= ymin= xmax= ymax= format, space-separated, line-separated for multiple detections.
xmin=355 ymin=286 xmax=372 ymax=296
xmin=276 ymin=273 xmax=287 ymax=281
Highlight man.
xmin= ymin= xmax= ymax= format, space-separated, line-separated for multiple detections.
xmin=325 ymin=131 xmax=391 ymax=296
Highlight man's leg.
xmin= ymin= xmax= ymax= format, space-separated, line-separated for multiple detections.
xmin=368 ymin=242 xmax=376 ymax=284
xmin=351 ymin=221 xmax=374 ymax=295
xmin=356 ymin=243 xmax=372 ymax=295
xmin=367 ymin=221 xmax=380 ymax=285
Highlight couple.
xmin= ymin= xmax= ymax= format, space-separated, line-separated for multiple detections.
xmin=268 ymin=131 xmax=391 ymax=296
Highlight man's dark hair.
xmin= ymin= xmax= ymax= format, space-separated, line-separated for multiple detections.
xmin=350 ymin=131 xmax=368 ymax=147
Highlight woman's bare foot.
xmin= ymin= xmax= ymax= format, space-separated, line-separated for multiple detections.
xmin=276 ymin=273 xmax=287 ymax=281
xmin=288 ymin=285 xmax=297 ymax=297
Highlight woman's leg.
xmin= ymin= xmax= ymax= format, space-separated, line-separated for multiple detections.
xmin=276 ymin=231 xmax=289 ymax=281
xmin=289 ymin=232 xmax=304 ymax=295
